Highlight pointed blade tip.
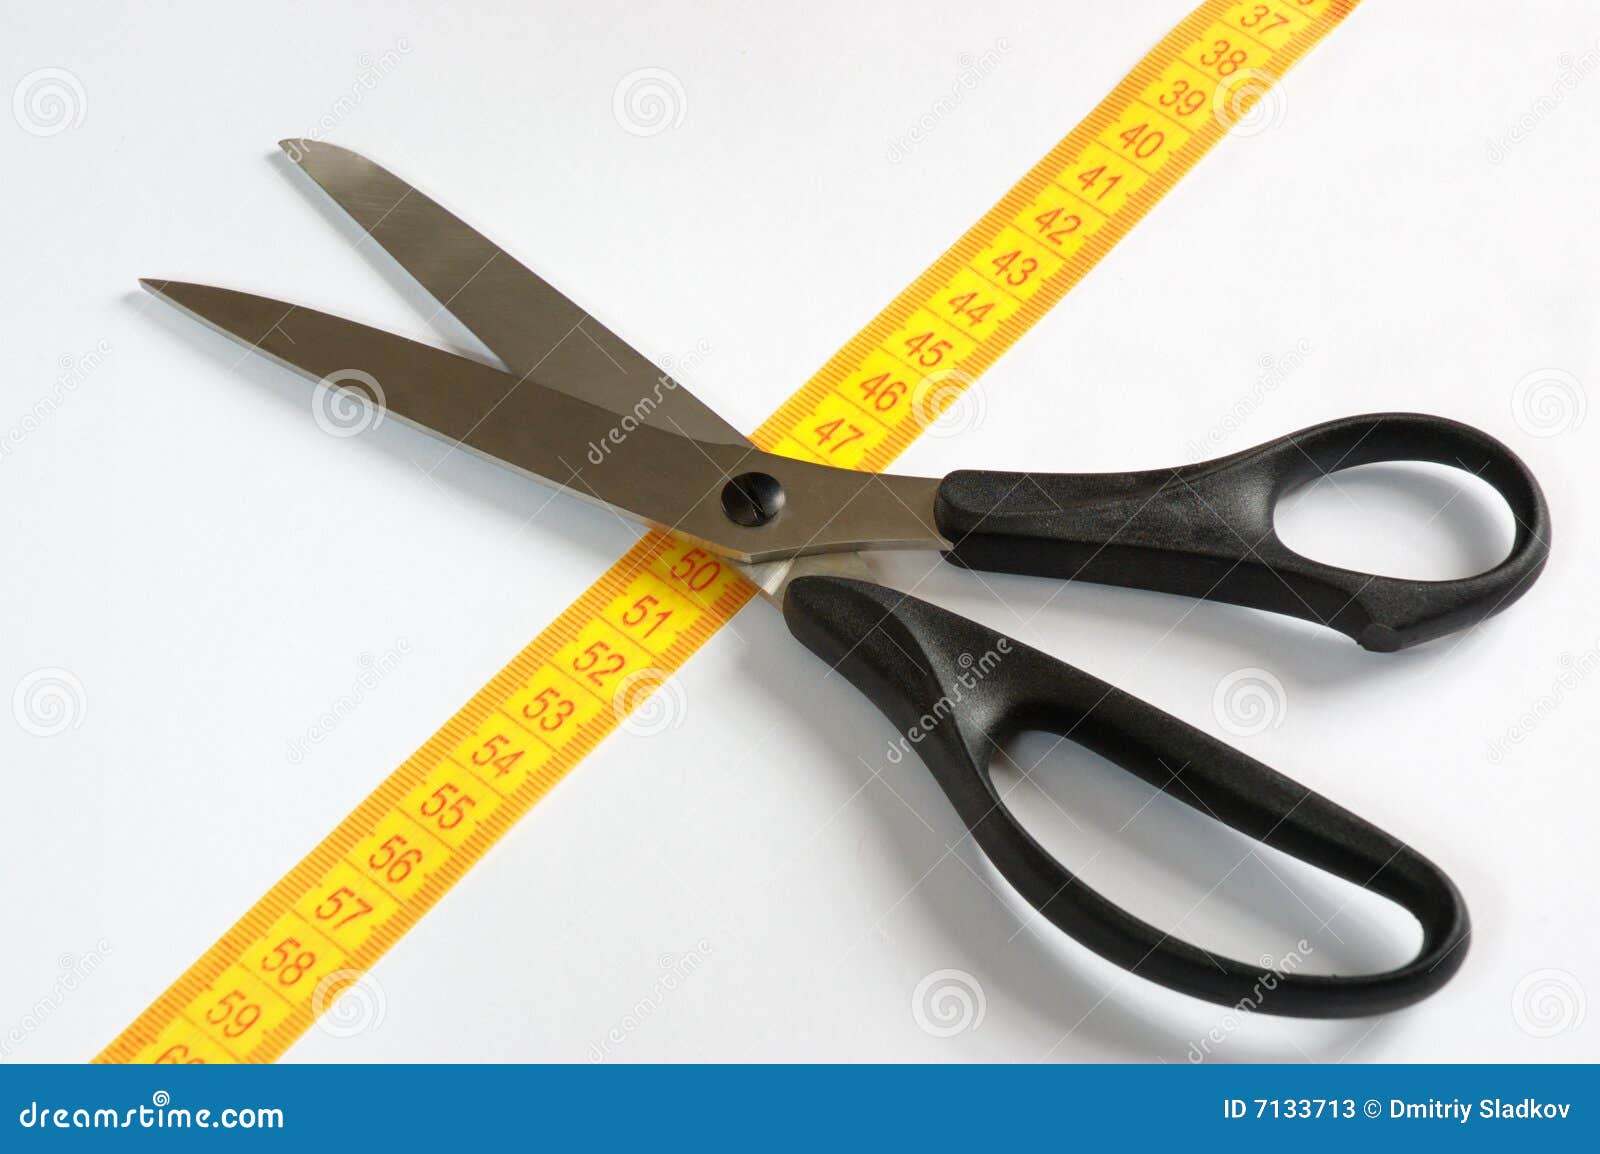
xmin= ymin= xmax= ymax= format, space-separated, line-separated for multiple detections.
xmin=279 ymin=138 xmax=350 ymax=162
xmin=139 ymin=277 xmax=199 ymax=299
xmin=277 ymin=138 xmax=317 ymax=164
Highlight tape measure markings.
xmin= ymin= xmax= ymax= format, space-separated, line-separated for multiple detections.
xmin=762 ymin=6 xmax=1349 ymax=475
xmin=100 ymin=0 xmax=1356 ymax=1064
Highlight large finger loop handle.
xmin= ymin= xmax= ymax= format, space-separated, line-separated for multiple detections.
xmin=784 ymin=576 xmax=1470 ymax=1018
xmin=934 ymin=412 xmax=1551 ymax=650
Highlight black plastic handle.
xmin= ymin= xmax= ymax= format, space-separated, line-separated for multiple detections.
xmin=934 ymin=413 xmax=1550 ymax=651
xmin=784 ymin=575 xmax=1470 ymax=1018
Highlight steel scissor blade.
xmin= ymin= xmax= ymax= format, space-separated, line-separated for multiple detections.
xmin=280 ymin=139 xmax=745 ymax=446
xmin=143 ymin=280 xmax=943 ymax=564
xmin=279 ymin=141 xmax=885 ymax=600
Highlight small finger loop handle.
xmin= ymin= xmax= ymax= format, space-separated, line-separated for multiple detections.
xmin=934 ymin=412 xmax=1551 ymax=650
xmin=784 ymin=576 xmax=1470 ymax=1018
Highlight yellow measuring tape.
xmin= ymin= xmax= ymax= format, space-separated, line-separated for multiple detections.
xmin=100 ymin=0 xmax=1356 ymax=1063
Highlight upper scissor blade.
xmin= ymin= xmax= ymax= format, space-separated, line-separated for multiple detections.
xmin=143 ymin=280 xmax=943 ymax=563
xmin=280 ymin=139 xmax=745 ymax=445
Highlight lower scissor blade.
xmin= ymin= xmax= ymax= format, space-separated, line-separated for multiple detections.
xmin=143 ymin=279 xmax=522 ymax=444
xmin=143 ymin=280 xmax=945 ymax=563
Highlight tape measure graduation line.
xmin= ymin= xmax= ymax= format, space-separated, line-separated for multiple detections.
xmin=100 ymin=0 xmax=1358 ymax=1064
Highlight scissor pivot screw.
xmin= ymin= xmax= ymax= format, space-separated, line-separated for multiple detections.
xmin=721 ymin=471 xmax=785 ymax=528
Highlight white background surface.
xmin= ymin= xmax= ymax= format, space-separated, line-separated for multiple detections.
xmin=2 ymin=0 xmax=1596 ymax=1063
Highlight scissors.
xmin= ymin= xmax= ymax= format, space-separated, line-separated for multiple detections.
xmin=144 ymin=141 xmax=1550 ymax=1019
